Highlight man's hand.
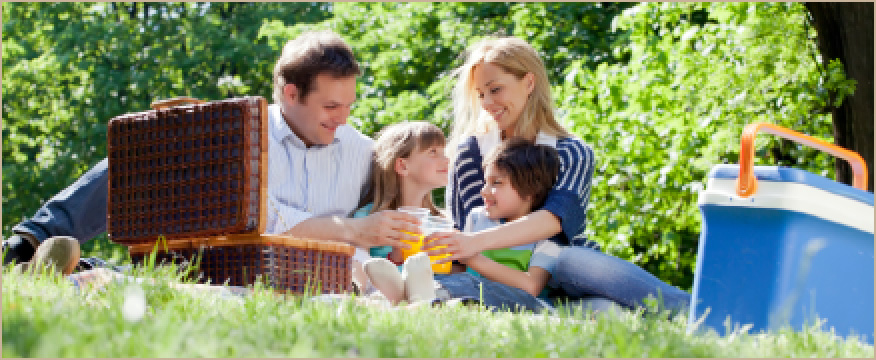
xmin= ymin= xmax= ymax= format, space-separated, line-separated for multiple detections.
xmin=349 ymin=210 xmax=421 ymax=249
xmin=422 ymin=231 xmax=482 ymax=264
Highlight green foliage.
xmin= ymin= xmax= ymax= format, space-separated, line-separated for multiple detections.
xmin=3 ymin=3 xmax=852 ymax=289
xmin=3 ymin=2 xmax=330 ymax=236
xmin=555 ymin=2 xmax=852 ymax=288
xmin=4 ymin=265 xmax=873 ymax=357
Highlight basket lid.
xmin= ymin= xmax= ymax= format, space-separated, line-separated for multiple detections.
xmin=107 ymin=96 xmax=269 ymax=245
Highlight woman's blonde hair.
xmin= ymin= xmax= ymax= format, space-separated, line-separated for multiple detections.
xmin=361 ymin=121 xmax=446 ymax=216
xmin=447 ymin=37 xmax=570 ymax=155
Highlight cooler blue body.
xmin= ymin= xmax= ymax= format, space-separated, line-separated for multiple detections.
xmin=690 ymin=164 xmax=874 ymax=343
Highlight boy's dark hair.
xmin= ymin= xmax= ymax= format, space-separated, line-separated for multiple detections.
xmin=272 ymin=30 xmax=362 ymax=104
xmin=483 ymin=137 xmax=560 ymax=211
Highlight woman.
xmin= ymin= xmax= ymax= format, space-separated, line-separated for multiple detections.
xmin=426 ymin=37 xmax=690 ymax=315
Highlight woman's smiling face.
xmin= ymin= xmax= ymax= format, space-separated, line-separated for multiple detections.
xmin=471 ymin=62 xmax=534 ymax=136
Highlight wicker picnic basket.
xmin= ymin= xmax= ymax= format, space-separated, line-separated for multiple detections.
xmin=126 ymin=235 xmax=353 ymax=294
xmin=107 ymin=96 xmax=354 ymax=294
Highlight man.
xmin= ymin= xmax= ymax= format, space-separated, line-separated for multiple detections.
xmin=3 ymin=30 xmax=419 ymax=265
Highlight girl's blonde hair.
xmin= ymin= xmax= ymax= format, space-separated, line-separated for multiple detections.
xmin=447 ymin=37 xmax=570 ymax=155
xmin=363 ymin=121 xmax=446 ymax=216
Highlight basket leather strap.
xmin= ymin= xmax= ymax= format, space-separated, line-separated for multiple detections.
xmin=150 ymin=97 xmax=206 ymax=110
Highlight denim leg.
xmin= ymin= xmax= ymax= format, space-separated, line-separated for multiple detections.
xmin=551 ymin=246 xmax=690 ymax=316
xmin=12 ymin=158 xmax=109 ymax=245
xmin=434 ymin=273 xmax=550 ymax=313
xmin=553 ymin=296 xmax=627 ymax=316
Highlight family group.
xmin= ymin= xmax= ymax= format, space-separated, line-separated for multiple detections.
xmin=3 ymin=30 xmax=689 ymax=315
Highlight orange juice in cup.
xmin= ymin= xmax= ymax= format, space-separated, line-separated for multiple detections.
xmin=395 ymin=207 xmax=454 ymax=274
xmin=399 ymin=231 xmax=424 ymax=260
xmin=397 ymin=207 xmax=429 ymax=263
xmin=427 ymin=244 xmax=453 ymax=274
xmin=423 ymin=216 xmax=454 ymax=274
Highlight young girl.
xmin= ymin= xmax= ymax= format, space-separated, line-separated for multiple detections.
xmin=348 ymin=121 xmax=451 ymax=302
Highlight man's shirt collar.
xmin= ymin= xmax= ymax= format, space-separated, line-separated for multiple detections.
xmin=269 ymin=104 xmax=341 ymax=149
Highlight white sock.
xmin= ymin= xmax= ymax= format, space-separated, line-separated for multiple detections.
xmin=402 ymin=252 xmax=436 ymax=303
xmin=363 ymin=258 xmax=405 ymax=305
xmin=352 ymin=260 xmax=377 ymax=295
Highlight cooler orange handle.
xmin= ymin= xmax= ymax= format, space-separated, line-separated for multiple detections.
xmin=736 ymin=123 xmax=868 ymax=197
xmin=150 ymin=97 xmax=206 ymax=110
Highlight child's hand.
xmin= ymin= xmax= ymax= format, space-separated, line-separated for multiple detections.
xmin=422 ymin=231 xmax=482 ymax=264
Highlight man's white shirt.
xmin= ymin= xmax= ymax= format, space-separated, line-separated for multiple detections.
xmin=264 ymin=104 xmax=373 ymax=235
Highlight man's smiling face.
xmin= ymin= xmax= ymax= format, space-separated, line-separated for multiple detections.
xmin=282 ymin=73 xmax=357 ymax=147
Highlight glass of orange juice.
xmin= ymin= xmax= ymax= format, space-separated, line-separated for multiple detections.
xmin=423 ymin=215 xmax=454 ymax=274
xmin=397 ymin=206 xmax=429 ymax=261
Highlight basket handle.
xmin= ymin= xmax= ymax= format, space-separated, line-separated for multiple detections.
xmin=736 ymin=123 xmax=869 ymax=197
xmin=150 ymin=97 xmax=206 ymax=110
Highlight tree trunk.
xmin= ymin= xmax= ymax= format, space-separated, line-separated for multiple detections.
xmin=804 ymin=2 xmax=874 ymax=192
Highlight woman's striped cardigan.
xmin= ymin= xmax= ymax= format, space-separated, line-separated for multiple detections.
xmin=447 ymin=135 xmax=600 ymax=249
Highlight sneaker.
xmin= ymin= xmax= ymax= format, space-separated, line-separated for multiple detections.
xmin=401 ymin=253 xmax=435 ymax=303
xmin=2 ymin=234 xmax=37 ymax=266
xmin=16 ymin=236 xmax=80 ymax=276
xmin=364 ymin=258 xmax=405 ymax=304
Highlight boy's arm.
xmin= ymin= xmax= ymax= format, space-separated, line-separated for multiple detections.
xmin=462 ymin=254 xmax=550 ymax=297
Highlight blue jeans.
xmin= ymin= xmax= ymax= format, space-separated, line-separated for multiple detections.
xmin=550 ymin=246 xmax=690 ymax=316
xmin=435 ymin=251 xmax=688 ymax=317
xmin=13 ymin=158 xmax=109 ymax=245
xmin=434 ymin=273 xmax=551 ymax=313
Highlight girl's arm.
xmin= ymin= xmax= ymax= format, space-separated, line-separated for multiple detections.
xmin=462 ymin=254 xmax=551 ymax=297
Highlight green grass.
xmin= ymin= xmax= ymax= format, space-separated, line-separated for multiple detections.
xmin=2 ymin=260 xmax=872 ymax=358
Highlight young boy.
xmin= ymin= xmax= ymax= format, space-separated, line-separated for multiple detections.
xmin=457 ymin=137 xmax=563 ymax=298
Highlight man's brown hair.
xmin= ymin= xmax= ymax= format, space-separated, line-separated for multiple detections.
xmin=272 ymin=30 xmax=361 ymax=104
xmin=483 ymin=137 xmax=560 ymax=211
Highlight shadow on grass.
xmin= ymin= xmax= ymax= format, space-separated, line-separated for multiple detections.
xmin=79 ymin=233 xmax=129 ymax=264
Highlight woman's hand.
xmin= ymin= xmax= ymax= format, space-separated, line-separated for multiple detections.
xmin=423 ymin=231 xmax=483 ymax=264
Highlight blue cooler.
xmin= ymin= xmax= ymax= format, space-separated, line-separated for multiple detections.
xmin=690 ymin=164 xmax=874 ymax=342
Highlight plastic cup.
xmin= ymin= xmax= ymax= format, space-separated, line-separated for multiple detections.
xmin=394 ymin=209 xmax=455 ymax=274
xmin=397 ymin=206 xmax=430 ymax=219
xmin=423 ymin=215 xmax=455 ymax=274
xmin=397 ymin=207 xmax=428 ymax=261
xmin=399 ymin=231 xmax=423 ymax=260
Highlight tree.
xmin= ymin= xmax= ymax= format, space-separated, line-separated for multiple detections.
xmin=804 ymin=3 xmax=874 ymax=191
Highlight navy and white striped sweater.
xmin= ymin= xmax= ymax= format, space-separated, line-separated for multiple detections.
xmin=447 ymin=135 xmax=600 ymax=250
